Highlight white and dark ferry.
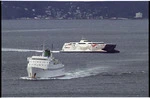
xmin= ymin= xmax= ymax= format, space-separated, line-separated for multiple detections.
xmin=26 ymin=49 xmax=65 ymax=79
xmin=61 ymin=38 xmax=119 ymax=53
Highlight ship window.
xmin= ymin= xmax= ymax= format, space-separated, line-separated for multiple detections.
xmin=84 ymin=40 xmax=88 ymax=42
xmin=93 ymin=43 xmax=103 ymax=44
xmin=32 ymin=58 xmax=47 ymax=60
xmin=79 ymin=43 xmax=85 ymax=44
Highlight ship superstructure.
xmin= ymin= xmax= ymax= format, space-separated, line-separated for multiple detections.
xmin=27 ymin=49 xmax=65 ymax=78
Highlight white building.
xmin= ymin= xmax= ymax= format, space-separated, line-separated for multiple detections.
xmin=134 ymin=12 xmax=143 ymax=18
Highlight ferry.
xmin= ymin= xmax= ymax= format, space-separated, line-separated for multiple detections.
xmin=61 ymin=38 xmax=119 ymax=53
xmin=26 ymin=49 xmax=65 ymax=79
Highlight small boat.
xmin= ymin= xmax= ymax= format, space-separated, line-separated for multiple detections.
xmin=27 ymin=49 xmax=65 ymax=79
xmin=60 ymin=38 xmax=119 ymax=53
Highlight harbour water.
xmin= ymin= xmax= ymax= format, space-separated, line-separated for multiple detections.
xmin=2 ymin=19 xmax=149 ymax=97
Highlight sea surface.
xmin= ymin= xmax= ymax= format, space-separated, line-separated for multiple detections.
xmin=1 ymin=19 xmax=149 ymax=97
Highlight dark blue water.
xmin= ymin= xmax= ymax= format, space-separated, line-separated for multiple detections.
xmin=2 ymin=19 xmax=149 ymax=97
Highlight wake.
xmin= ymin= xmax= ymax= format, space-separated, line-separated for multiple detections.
xmin=2 ymin=28 xmax=79 ymax=33
xmin=20 ymin=66 xmax=108 ymax=80
xmin=2 ymin=48 xmax=60 ymax=53
xmin=2 ymin=29 xmax=62 ymax=33
xmin=20 ymin=66 xmax=147 ymax=80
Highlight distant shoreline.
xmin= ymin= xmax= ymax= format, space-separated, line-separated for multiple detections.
xmin=2 ymin=18 xmax=148 ymax=21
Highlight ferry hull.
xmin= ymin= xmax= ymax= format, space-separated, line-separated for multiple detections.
xmin=61 ymin=43 xmax=119 ymax=53
xmin=102 ymin=44 xmax=116 ymax=52
xmin=60 ymin=50 xmax=106 ymax=53
xmin=60 ymin=50 xmax=119 ymax=53
xmin=61 ymin=39 xmax=119 ymax=53
xmin=27 ymin=67 xmax=65 ymax=78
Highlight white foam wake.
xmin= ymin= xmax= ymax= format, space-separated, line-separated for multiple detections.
xmin=2 ymin=28 xmax=78 ymax=33
xmin=60 ymin=66 xmax=108 ymax=79
xmin=2 ymin=29 xmax=61 ymax=33
xmin=2 ymin=48 xmax=43 ymax=52
xmin=2 ymin=48 xmax=60 ymax=53
xmin=20 ymin=66 xmax=108 ymax=80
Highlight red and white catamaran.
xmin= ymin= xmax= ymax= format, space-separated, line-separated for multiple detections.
xmin=61 ymin=38 xmax=119 ymax=53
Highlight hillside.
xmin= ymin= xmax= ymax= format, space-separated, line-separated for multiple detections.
xmin=1 ymin=1 xmax=149 ymax=20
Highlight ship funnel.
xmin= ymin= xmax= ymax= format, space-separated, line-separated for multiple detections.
xmin=44 ymin=49 xmax=51 ymax=57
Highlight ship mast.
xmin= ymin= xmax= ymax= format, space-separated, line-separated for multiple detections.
xmin=42 ymin=42 xmax=45 ymax=56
